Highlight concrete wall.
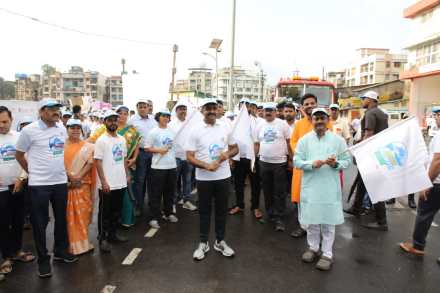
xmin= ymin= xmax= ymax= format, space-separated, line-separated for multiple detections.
xmin=410 ymin=75 xmax=440 ymax=125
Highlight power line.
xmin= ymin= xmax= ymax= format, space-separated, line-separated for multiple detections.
xmin=0 ymin=7 xmax=174 ymax=47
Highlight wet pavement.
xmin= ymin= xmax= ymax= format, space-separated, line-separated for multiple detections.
xmin=2 ymin=167 xmax=440 ymax=293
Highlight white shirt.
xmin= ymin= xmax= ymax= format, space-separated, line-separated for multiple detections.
xmin=256 ymin=118 xmax=290 ymax=164
xmin=94 ymin=133 xmax=128 ymax=190
xmin=428 ymin=131 xmax=440 ymax=184
xmin=285 ymin=120 xmax=296 ymax=137
xmin=129 ymin=114 xmax=157 ymax=147
xmin=332 ymin=117 xmax=351 ymax=141
xmin=16 ymin=120 xmax=67 ymax=186
xmin=186 ymin=121 xmax=234 ymax=181
xmin=168 ymin=118 xmax=186 ymax=160
xmin=0 ymin=131 xmax=22 ymax=191
xmin=232 ymin=114 xmax=262 ymax=161
xmin=145 ymin=127 xmax=177 ymax=170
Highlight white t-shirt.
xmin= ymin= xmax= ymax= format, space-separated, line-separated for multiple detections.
xmin=0 ymin=131 xmax=22 ymax=191
xmin=145 ymin=127 xmax=177 ymax=170
xmin=256 ymin=118 xmax=290 ymax=164
xmin=168 ymin=118 xmax=186 ymax=160
xmin=186 ymin=121 xmax=234 ymax=181
xmin=94 ymin=133 xmax=128 ymax=190
xmin=285 ymin=120 xmax=296 ymax=137
xmin=16 ymin=120 xmax=67 ymax=186
xmin=428 ymin=131 xmax=440 ymax=184
xmin=232 ymin=114 xmax=262 ymax=161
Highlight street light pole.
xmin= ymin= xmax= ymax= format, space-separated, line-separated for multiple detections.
xmin=228 ymin=0 xmax=236 ymax=111
xmin=215 ymin=49 xmax=219 ymax=98
xmin=170 ymin=44 xmax=178 ymax=101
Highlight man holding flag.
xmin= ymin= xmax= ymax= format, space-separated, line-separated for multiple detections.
xmin=400 ymin=106 xmax=440 ymax=264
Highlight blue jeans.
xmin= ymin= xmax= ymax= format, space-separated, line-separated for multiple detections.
xmin=176 ymin=158 xmax=194 ymax=202
xmin=135 ymin=149 xmax=152 ymax=211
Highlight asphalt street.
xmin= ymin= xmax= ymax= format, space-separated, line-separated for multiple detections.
xmin=2 ymin=166 xmax=440 ymax=293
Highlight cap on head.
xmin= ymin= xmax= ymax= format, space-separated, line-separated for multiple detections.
xmin=239 ymin=97 xmax=251 ymax=104
xmin=360 ymin=91 xmax=379 ymax=101
xmin=432 ymin=106 xmax=440 ymax=114
xmin=115 ymin=105 xmax=129 ymax=113
xmin=39 ymin=98 xmax=62 ymax=110
xmin=136 ymin=98 xmax=152 ymax=106
xmin=158 ymin=109 xmax=171 ymax=116
xmin=66 ymin=119 xmax=82 ymax=128
xmin=249 ymin=100 xmax=258 ymax=106
xmin=61 ymin=110 xmax=73 ymax=117
xmin=19 ymin=116 xmax=33 ymax=125
xmin=200 ymin=98 xmax=218 ymax=108
xmin=103 ymin=110 xmax=119 ymax=120
xmin=329 ymin=103 xmax=340 ymax=110
xmin=174 ymin=100 xmax=187 ymax=109
xmin=216 ymin=97 xmax=225 ymax=105
xmin=263 ymin=102 xmax=277 ymax=110
xmin=312 ymin=108 xmax=329 ymax=117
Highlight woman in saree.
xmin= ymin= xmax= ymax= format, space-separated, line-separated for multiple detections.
xmin=64 ymin=119 xmax=95 ymax=255
xmin=89 ymin=105 xmax=141 ymax=227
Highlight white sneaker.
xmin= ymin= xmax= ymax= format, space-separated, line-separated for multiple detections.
xmin=214 ymin=240 xmax=235 ymax=257
xmin=177 ymin=199 xmax=184 ymax=205
xmin=193 ymin=242 xmax=209 ymax=260
xmin=164 ymin=214 xmax=179 ymax=223
xmin=191 ymin=188 xmax=197 ymax=195
xmin=149 ymin=220 xmax=160 ymax=229
xmin=183 ymin=201 xmax=198 ymax=211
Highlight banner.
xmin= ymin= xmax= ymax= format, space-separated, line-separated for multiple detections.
xmin=231 ymin=106 xmax=255 ymax=170
xmin=349 ymin=116 xmax=432 ymax=203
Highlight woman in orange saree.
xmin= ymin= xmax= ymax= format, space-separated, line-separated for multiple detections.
xmin=64 ymin=119 xmax=95 ymax=255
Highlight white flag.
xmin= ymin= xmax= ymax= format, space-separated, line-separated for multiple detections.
xmin=231 ymin=106 xmax=255 ymax=170
xmin=349 ymin=116 xmax=432 ymax=203
xmin=176 ymin=109 xmax=203 ymax=153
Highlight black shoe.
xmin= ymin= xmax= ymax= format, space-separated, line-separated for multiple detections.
xmin=361 ymin=222 xmax=388 ymax=231
xmin=386 ymin=198 xmax=396 ymax=205
xmin=38 ymin=261 xmax=52 ymax=278
xmin=408 ymin=197 xmax=417 ymax=209
xmin=53 ymin=251 xmax=78 ymax=263
xmin=99 ymin=240 xmax=112 ymax=253
xmin=275 ymin=221 xmax=285 ymax=232
xmin=343 ymin=207 xmax=360 ymax=217
xmin=108 ymin=233 xmax=128 ymax=243
xmin=290 ymin=227 xmax=306 ymax=238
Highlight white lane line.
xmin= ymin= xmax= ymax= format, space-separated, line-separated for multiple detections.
xmin=122 ymin=248 xmax=142 ymax=265
xmin=411 ymin=210 xmax=438 ymax=227
xmin=101 ymin=285 xmax=117 ymax=293
xmin=144 ymin=228 xmax=159 ymax=238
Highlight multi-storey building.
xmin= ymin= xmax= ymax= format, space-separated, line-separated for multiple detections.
xmin=326 ymin=71 xmax=346 ymax=88
xmin=400 ymin=0 xmax=440 ymax=124
xmin=107 ymin=76 xmax=124 ymax=106
xmin=343 ymin=48 xmax=407 ymax=87
xmin=15 ymin=74 xmax=41 ymax=101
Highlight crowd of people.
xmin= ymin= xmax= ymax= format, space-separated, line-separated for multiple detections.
xmin=0 ymin=91 xmax=439 ymax=281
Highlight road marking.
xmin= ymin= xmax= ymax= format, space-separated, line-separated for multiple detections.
xmin=122 ymin=248 xmax=142 ymax=265
xmin=411 ymin=210 xmax=438 ymax=227
xmin=101 ymin=285 xmax=116 ymax=293
xmin=144 ymin=228 xmax=159 ymax=238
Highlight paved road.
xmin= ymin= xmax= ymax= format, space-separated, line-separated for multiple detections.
xmin=2 ymin=167 xmax=440 ymax=293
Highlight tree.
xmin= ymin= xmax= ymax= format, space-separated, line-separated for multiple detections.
xmin=0 ymin=77 xmax=15 ymax=100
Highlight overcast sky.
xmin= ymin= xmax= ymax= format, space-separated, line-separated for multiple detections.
xmin=0 ymin=0 xmax=415 ymax=108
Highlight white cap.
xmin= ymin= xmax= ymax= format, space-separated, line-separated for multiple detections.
xmin=216 ymin=97 xmax=225 ymax=104
xmin=312 ymin=108 xmax=329 ymax=116
xmin=263 ymin=102 xmax=277 ymax=110
xmin=239 ymin=97 xmax=251 ymax=104
xmin=103 ymin=110 xmax=119 ymax=120
xmin=257 ymin=102 xmax=264 ymax=108
xmin=200 ymin=98 xmax=218 ymax=107
xmin=66 ymin=119 xmax=82 ymax=127
xmin=174 ymin=100 xmax=188 ymax=109
xmin=329 ymin=103 xmax=340 ymax=110
xmin=225 ymin=111 xmax=235 ymax=118
xmin=115 ymin=105 xmax=129 ymax=113
xmin=360 ymin=91 xmax=379 ymax=101
xmin=39 ymin=98 xmax=62 ymax=109
xmin=61 ymin=110 xmax=73 ymax=117
xmin=249 ymin=100 xmax=258 ymax=106
xmin=18 ymin=116 xmax=33 ymax=125
xmin=157 ymin=109 xmax=171 ymax=116
xmin=136 ymin=98 xmax=152 ymax=105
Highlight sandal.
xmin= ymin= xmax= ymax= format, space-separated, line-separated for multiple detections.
xmin=399 ymin=241 xmax=425 ymax=256
xmin=0 ymin=260 xmax=12 ymax=274
xmin=229 ymin=206 xmax=243 ymax=215
xmin=12 ymin=251 xmax=36 ymax=263
xmin=253 ymin=209 xmax=263 ymax=219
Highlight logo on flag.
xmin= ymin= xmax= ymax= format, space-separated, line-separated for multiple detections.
xmin=374 ymin=142 xmax=408 ymax=171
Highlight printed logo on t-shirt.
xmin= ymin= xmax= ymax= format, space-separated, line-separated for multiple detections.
xmin=161 ymin=135 xmax=173 ymax=147
xmin=48 ymin=136 xmax=65 ymax=157
xmin=0 ymin=143 xmax=16 ymax=163
xmin=208 ymin=143 xmax=222 ymax=161
xmin=263 ymin=127 xmax=277 ymax=143
xmin=112 ymin=143 xmax=124 ymax=163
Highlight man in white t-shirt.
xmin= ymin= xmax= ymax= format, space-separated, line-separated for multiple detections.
xmin=255 ymin=102 xmax=291 ymax=232
xmin=329 ymin=104 xmax=350 ymax=143
xmin=0 ymin=106 xmax=35 ymax=282
xmin=400 ymin=106 xmax=440 ymax=264
xmin=94 ymin=110 xmax=129 ymax=253
xmin=169 ymin=101 xmax=197 ymax=211
xmin=187 ymin=99 xmax=239 ymax=261
xmin=15 ymin=98 xmax=77 ymax=278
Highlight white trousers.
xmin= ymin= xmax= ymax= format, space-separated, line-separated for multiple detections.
xmin=306 ymin=224 xmax=336 ymax=259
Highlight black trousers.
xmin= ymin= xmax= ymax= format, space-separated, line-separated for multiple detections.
xmin=197 ymin=178 xmax=230 ymax=242
xmin=259 ymin=161 xmax=287 ymax=221
xmin=98 ymin=188 xmax=125 ymax=241
xmin=353 ymin=171 xmax=387 ymax=225
xmin=233 ymin=158 xmax=261 ymax=210
xmin=412 ymin=184 xmax=440 ymax=250
xmin=0 ymin=187 xmax=25 ymax=260
xmin=150 ymin=168 xmax=177 ymax=220
xmin=29 ymin=184 xmax=68 ymax=264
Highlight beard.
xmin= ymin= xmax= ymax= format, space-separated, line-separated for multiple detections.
xmin=106 ymin=124 xmax=118 ymax=132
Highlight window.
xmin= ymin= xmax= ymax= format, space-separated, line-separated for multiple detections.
xmin=386 ymin=61 xmax=391 ymax=68
xmin=385 ymin=74 xmax=390 ymax=81
xmin=369 ymin=63 xmax=374 ymax=71
xmin=392 ymin=74 xmax=400 ymax=80
xmin=415 ymin=41 xmax=440 ymax=66
xmin=393 ymin=62 xmax=401 ymax=68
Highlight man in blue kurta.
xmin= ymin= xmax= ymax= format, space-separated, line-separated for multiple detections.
xmin=293 ymin=108 xmax=351 ymax=271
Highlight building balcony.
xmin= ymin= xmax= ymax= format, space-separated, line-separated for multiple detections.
xmin=401 ymin=62 xmax=440 ymax=79
xmin=62 ymin=87 xmax=84 ymax=92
